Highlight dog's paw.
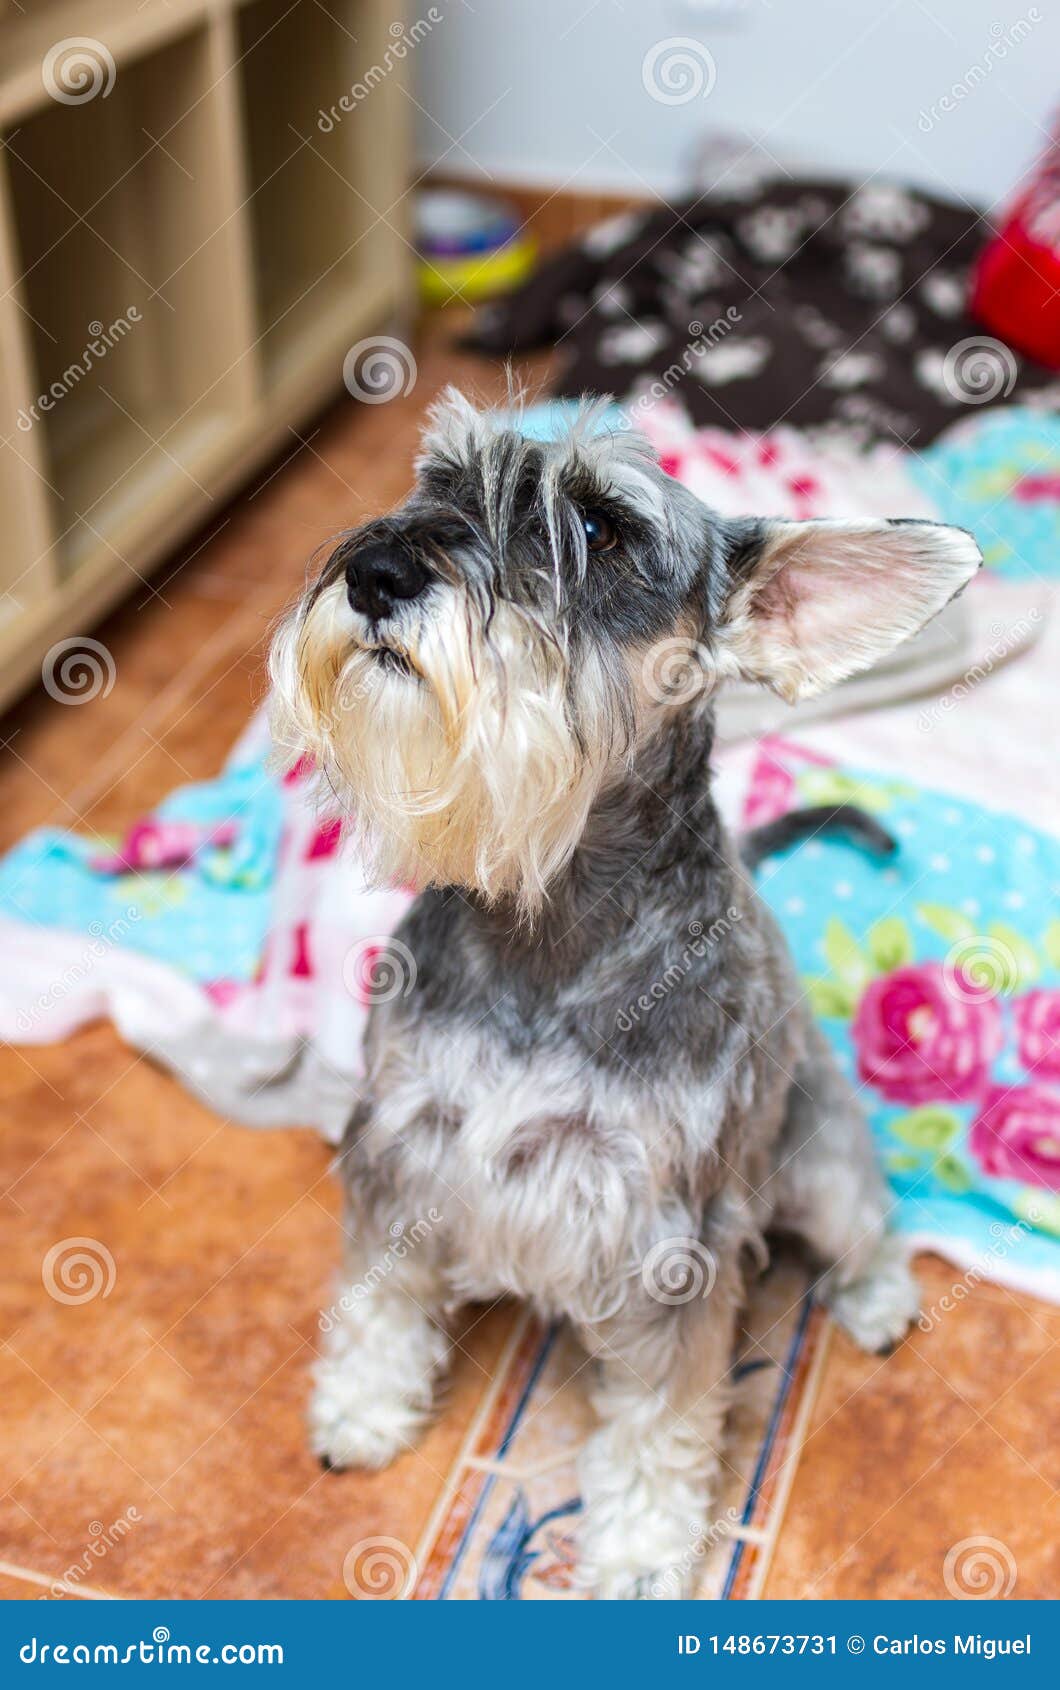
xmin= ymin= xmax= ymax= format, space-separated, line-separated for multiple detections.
xmin=578 ymin=1510 xmax=699 ymax=1600
xmin=309 ymin=1317 xmax=448 ymax=1470
xmin=309 ymin=1364 xmax=424 ymax=1470
xmin=827 ymin=1234 xmax=920 ymax=1354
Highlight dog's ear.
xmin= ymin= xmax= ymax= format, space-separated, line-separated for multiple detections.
xmin=716 ymin=516 xmax=982 ymax=704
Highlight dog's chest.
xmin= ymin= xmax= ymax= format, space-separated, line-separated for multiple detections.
xmin=364 ymin=1017 xmax=707 ymax=1317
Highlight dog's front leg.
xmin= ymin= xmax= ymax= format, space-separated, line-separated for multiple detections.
xmin=575 ymin=1251 xmax=742 ymax=1599
xmin=310 ymin=1214 xmax=450 ymax=1472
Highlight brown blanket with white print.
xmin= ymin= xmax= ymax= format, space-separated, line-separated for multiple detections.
xmin=467 ymin=177 xmax=1057 ymax=447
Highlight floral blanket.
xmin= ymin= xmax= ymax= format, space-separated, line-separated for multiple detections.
xmin=1 ymin=719 xmax=1057 ymax=1301
xmin=742 ymin=738 xmax=1060 ymax=1297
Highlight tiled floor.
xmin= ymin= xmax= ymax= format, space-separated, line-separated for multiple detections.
xmin=1 ymin=322 xmax=1056 ymax=1601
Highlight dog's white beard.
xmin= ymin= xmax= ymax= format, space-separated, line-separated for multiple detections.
xmin=270 ymin=582 xmax=621 ymax=916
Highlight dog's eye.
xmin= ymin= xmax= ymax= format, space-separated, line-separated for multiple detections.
xmin=582 ymin=510 xmax=618 ymax=553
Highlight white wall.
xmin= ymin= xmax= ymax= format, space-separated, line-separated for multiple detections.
xmin=415 ymin=0 xmax=1059 ymax=209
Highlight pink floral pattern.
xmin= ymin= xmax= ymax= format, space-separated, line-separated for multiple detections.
xmin=969 ymin=1085 xmax=1060 ymax=1192
xmin=852 ymin=963 xmax=1003 ymax=1105
xmin=1013 ymin=989 xmax=1060 ymax=1080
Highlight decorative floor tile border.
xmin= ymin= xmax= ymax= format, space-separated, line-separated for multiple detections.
xmin=413 ymin=1259 xmax=831 ymax=1601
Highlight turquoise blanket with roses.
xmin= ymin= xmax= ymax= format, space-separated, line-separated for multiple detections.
xmin=1 ymin=711 xmax=1058 ymax=1302
xmin=747 ymin=746 xmax=1060 ymax=1300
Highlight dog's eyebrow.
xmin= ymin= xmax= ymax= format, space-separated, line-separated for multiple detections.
xmin=419 ymin=459 xmax=458 ymax=495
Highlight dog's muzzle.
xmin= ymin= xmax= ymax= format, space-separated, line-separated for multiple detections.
xmin=344 ymin=537 xmax=429 ymax=623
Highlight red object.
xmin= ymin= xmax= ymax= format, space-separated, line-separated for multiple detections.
xmin=971 ymin=120 xmax=1060 ymax=369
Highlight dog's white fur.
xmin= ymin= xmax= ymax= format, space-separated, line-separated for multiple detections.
xmin=271 ymin=582 xmax=626 ymax=918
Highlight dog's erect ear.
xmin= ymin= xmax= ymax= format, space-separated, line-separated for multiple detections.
xmin=717 ymin=517 xmax=982 ymax=704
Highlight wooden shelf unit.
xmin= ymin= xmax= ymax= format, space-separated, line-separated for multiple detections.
xmin=0 ymin=0 xmax=412 ymax=708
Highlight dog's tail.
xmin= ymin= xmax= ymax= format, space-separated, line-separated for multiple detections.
xmin=741 ymin=804 xmax=897 ymax=870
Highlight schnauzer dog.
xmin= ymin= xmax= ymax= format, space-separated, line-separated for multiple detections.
xmin=270 ymin=389 xmax=980 ymax=1598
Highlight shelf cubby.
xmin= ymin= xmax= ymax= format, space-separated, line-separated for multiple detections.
xmin=4 ymin=23 xmax=254 ymax=577
xmin=0 ymin=0 xmax=410 ymax=709
xmin=235 ymin=0 xmax=408 ymax=394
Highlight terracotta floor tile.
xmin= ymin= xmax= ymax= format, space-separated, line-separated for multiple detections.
xmin=761 ymin=1254 xmax=1059 ymax=1599
xmin=0 ymin=1009 xmax=517 ymax=1596
xmin=0 ymin=1570 xmax=73 ymax=1599
xmin=980 ymin=1343 xmax=1060 ymax=1494
xmin=206 ymin=1301 xmax=518 ymax=1600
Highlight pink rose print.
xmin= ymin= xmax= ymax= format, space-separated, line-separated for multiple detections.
xmin=1013 ymin=989 xmax=1060 ymax=1080
xmin=969 ymin=1084 xmax=1060 ymax=1192
xmin=852 ymin=962 xmax=1003 ymax=1105
xmin=743 ymin=751 xmax=797 ymax=828
xmin=89 ymin=818 xmax=237 ymax=875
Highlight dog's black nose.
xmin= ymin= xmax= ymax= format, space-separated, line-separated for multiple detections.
xmin=344 ymin=539 xmax=428 ymax=622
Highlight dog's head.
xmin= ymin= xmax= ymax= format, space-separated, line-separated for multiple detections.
xmin=271 ymin=388 xmax=980 ymax=914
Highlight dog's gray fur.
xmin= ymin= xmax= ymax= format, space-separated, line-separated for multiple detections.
xmin=269 ymin=389 xmax=981 ymax=1598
